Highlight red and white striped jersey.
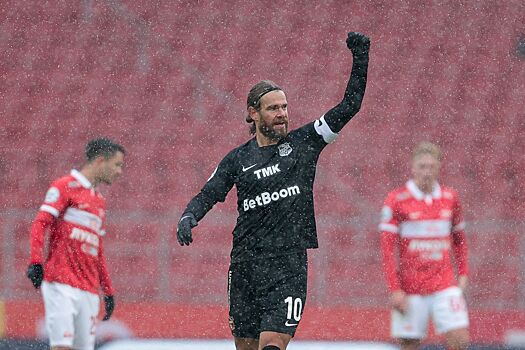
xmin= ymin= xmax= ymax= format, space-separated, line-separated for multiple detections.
xmin=30 ymin=170 xmax=114 ymax=296
xmin=379 ymin=180 xmax=468 ymax=295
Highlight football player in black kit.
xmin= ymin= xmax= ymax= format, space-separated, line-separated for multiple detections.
xmin=177 ymin=31 xmax=370 ymax=350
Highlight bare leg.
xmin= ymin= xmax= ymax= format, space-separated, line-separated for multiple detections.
xmin=398 ymin=338 xmax=421 ymax=350
xmin=258 ymin=331 xmax=292 ymax=350
xmin=444 ymin=327 xmax=469 ymax=350
xmin=234 ymin=337 xmax=259 ymax=350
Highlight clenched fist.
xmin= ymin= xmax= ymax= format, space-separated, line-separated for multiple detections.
xmin=346 ymin=32 xmax=370 ymax=56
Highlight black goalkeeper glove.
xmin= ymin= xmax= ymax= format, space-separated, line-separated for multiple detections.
xmin=346 ymin=32 xmax=370 ymax=56
xmin=102 ymin=295 xmax=115 ymax=321
xmin=177 ymin=212 xmax=198 ymax=246
xmin=27 ymin=263 xmax=44 ymax=289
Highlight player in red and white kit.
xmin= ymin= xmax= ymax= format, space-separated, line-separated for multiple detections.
xmin=380 ymin=142 xmax=469 ymax=350
xmin=27 ymin=138 xmax=125 ymax=350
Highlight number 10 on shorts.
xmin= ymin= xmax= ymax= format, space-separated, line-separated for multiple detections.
xmin=285 ymin=296 xmax=303 ymax=325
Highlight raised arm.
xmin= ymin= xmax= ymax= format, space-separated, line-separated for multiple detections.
xmin=324 ymin=32 xmax=370 ymax=133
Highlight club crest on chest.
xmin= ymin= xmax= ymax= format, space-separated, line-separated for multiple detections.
xmin=278 ymin=143 xmax=292 ymax=157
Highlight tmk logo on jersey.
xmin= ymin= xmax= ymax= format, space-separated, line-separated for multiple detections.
xmin=254 ymin=164 xmax=280 ymax=179
xmin=243 ymin=185 xmax=301 ymax=211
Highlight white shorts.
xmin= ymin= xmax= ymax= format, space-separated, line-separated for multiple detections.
xmin=391 ymin=286 xmax=469 ymax=339
xmin=42 ymin=281 xmax=100 ymax=350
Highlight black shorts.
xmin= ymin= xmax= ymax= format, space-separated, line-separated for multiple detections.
xmin=227 ymin=250 xmax=308 ymax=339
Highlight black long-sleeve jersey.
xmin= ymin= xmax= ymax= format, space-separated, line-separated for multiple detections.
xmin=186 ymin=118 xmax=338 ymax=262
xmin=183 ymin=49 xmax=369 ymax=262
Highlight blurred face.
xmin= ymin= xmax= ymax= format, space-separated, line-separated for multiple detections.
xmin=96 ymin=151 xmax=125 ymax=185
xmin=251 ymin=90 xmax=289 ymax=142
xmin=411 ymin=153 xmax=440 ymax=192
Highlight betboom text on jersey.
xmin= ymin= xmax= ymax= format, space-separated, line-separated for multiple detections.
xmin=243 ymin=186 xmax=301 ymax=211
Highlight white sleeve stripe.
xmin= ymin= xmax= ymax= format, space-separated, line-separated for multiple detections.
xmin=180 ymin=215 xmax=193 ymax=223
xmin=314 ymin=115 xmax=338 ymax=144
xmin=452 ymin=222 xmax=466 ymax=232
xmin=40 ymin=205 xmax=60 ymax=217
xmin=379 ymin=223 xmax=399 ymax=233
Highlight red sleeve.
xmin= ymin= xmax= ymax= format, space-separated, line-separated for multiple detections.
xmin=29 ymin=211 xmax=55 ymax=264
xmin=39 ymin=180 xmax=70 ymax=218
xmin=452 ymin=231 xmax=468 ymax=276
xmin=379 ymin=192 xmax=401 ymax=292
xmin=451 ymin=191 xmax=465 ymax=231
xmin=451 ymin=192 xmax=468 ymax=275
xmin=381 ymin=231 xmax=401 ymax=292
xmin=30 ymin=180 xmax=70 ymax=264
xmin=98 ymin=239 xmax=115 ymax=296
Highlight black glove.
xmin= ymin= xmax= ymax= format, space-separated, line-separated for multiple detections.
xmin=346 ymin=32 xmax=370 ymax=56
xmin=102 ymin=295 xmax=115 ymax=321
xmin=177 ymin=212 xmax=198 ymax=246
xmin=27 ymin=263 xmax=44 ymax=289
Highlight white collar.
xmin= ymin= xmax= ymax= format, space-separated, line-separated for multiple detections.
xmin=406 ymin=179 xmax=441 ymax=203
xmin=70 ymin=169 xmax=93 ymax=189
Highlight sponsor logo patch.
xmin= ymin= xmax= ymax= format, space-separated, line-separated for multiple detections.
xmin=254 ymin=164 xmax=280 ymax=179
xmin=243 ymin=186 xmax=300 ymax=211
xmin=380 ymin=206 xmax=392 ymax=223
xmin=278 ymin=142 xmax=292 ymax=157
xmin=44 ymin=187 xmax=60 ymax=203
xmin=242 ymin=163 xmax=257 ymax=172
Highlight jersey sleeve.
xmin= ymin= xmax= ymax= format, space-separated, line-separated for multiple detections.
xmin=98 ymin=238 xmax=114 ymax=296
xmin=451 ymin=192 xmax=468 ymax=276
xmin=39 ymin=180 xmax=70 ymax=218
xmin=323 ymin=49 xmax=368 ymax=133
xmin=451 ymin=191 xmax=466 ymax=233
xmin=378 ymin=192 xmax=400 ymax=234
xmin=292 ymin=116 xmax=339 ymax=155
xmin=313 ymin=115 xmax=338 ymax=144
xmin=29 ymin=180 xmax=70 ymax=264
xmin=379 ymin=192 xmax=402 ymax=292
xmin=184 ymin=151 xmax=236 ymax=221
xmin=29 ymin=211 xmax=54 ymax=264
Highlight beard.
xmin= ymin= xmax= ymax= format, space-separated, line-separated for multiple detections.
xmin=258 ymin=117 xmax=288 ymax=142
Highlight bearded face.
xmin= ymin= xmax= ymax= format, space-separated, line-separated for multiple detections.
xmin=258 ymin=113 xmax=288 ymax=141
xmin=253 ymin=90 xmax=289 ymax=143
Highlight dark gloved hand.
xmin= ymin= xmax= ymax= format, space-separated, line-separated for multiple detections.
xmin=346 ymin=32 xmax=370 ymax=56
xmin=27 ymin=263 xmax=44 ymax=289
xmin=102 ymin=295 xmax=115 ymax=321
xmin=177 ymin=213 xmax=198 ymax=246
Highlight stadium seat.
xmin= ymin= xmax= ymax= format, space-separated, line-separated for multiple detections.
xmin=1 ymin=0 xmax=524 ymax=310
